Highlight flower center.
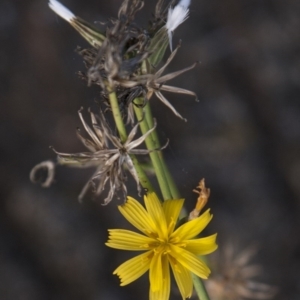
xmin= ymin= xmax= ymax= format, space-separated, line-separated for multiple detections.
xmin=150 ymin=237 xmax=172 ymax=255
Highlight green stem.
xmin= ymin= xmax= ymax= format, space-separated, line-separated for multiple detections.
xmin=134 ymin=100 xmax=172 ymax=200
xmin=108 ymin=89 xmax=154 ymax=193
xmin=108 ymin=89 xmax=127 ymax=143
xmin=161 ymin=161 xmax=180 ymax=199
xmin=144 ymin=102 xmax=180 ymax=199
xmin=192 ymin=274 xmax=210 ymax=300
xmin=144 ymin=103 xmax=160 ymax=148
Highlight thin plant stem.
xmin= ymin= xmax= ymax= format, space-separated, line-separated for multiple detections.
xmin=133 ymin=99 xmax=172 ymax=200
xmin=107 ymin=89 xmax=154 ymax=193
xmin=144 ymin=103 xmax=160 ymax=148
xmin=107 ymin=88 xmax=127 ymax=143
xmin=192 ymin=274 xmax=210 ymax=300
xmin=144 ymin=102 xmax=180 ymax=199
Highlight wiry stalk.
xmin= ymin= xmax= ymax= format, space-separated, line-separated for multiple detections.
xmin=192 ymin=273 xmax=210 ymax=300
xmin=133 ymin=98 xmax=172 ymax=200
xmin=143 ymin=102 xmax=180 ymax=199
xmin=108 ymin=89 xmax=154 ymax=194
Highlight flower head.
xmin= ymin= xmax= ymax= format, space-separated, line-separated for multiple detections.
xmin=106 ymin=192 xmax=217 ymax=300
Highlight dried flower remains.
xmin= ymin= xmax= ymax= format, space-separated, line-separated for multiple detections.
xmin=55 ymin=108 xmax=165 ymax=204
xmin=118 ymin=43 xmax=198 ymax=121
xmin=31 ymin=108 xmax=166 ymax=205
xmin=49 ymin=0 xmax=198 ymax=122
xmin=205 ymin=244 xmax=278 ymax=300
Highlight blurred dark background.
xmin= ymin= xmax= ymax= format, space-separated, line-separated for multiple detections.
xmin=1 ymin=0 xmax=300 ymax=299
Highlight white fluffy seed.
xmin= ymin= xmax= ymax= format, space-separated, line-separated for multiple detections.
xmin=166 ymin=0 xmax=191 ymax=51
xmin=49 ymin=0 xmax=75 ymax=22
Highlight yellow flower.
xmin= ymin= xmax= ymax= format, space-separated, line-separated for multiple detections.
xmin=105 ymin=192 xmax=218 ymax=300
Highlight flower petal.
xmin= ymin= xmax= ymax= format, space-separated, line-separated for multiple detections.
xmin=162 ymin=198 xmax=184 ymax=234
xmin=185 ymin=233 xmax=218 ymax=255
xmin=149 ymin=255 xmax=170 ymax=300
xmin=171 ymin=209 xmax=212 ymax=241
xmin=169 ymin=244 xmax=211 ymax=279
xmin=144 ymin=193 xmax=168 ymax=239
xmin=106 ymin=229 xmax=155 ymax=250
xmin=118 ymin=197 xmax=157 ymax=236
xmin=113 ymin=251 xmax=152 ymax=286
xmin=169 ymin=256 xmax=193 ymax=299
xmin=150 ymin=252 xmax=163 ymax=292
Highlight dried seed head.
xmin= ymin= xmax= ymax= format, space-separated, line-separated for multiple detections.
xmin=52 ymin=0 xmax=195 ymax=123
xmin=117 ymin=43 xmax=198 ymax=121
xmin=48 ymin=108 xmax=165 ymax=205
xmin=206 ymin=244 xmax=278 ymax=300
